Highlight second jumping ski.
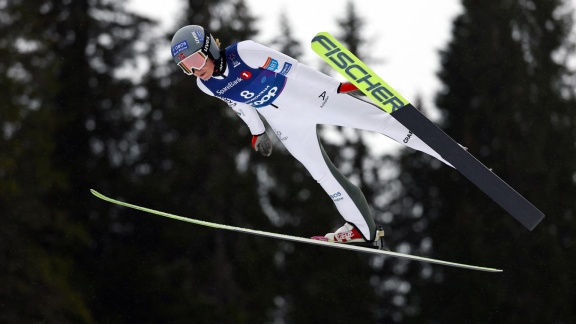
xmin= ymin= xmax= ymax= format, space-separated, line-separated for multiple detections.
xmin=311 ymin=32 xmax=544 ymax=231
xmin=91 ymin=189 xmax=502 ymax=272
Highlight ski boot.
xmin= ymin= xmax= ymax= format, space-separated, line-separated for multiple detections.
xmin=312 ymin=223 xmax=387 ymax=250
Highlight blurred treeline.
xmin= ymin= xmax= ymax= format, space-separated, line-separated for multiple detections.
xmin=1 ymin=0 xmax=575 ymax=323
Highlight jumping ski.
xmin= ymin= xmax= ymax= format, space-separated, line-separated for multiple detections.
xmin=311 ymin=32 xmax=544 ymax=231
xmin=91 ymin=189 xmax=502 ymax=272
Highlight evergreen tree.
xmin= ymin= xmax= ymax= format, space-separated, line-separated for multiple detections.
xmin=0 ymin=0 xmax=152 ymax=322
xmin=125 ymin=0 xmax=294 ymax=321
xmin=390 ymin=0 xmax=576 ymax=322
xmin=331 ymin=3 xmax=436 ymax=322
xmin=268 ymin=2 xmax=411 ymax=322
xmin=269 ymin=11 xmax=303 ymax=59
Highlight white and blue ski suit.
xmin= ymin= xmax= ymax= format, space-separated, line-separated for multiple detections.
xmin=197 ymin=40 xmax=449 ymax=240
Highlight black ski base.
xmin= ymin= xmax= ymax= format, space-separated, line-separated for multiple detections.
xmin=391 ymin=105 xmax=544 ymax=230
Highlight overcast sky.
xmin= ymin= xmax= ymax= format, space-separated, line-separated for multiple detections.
xmin=130 ymin=0 xmax=464 ymax=111
xmin=130 ymin=0 xmax=576 ymax=107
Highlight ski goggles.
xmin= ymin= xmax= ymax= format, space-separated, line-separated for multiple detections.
xmin=178 ymin=50 xmax=209 ymax=75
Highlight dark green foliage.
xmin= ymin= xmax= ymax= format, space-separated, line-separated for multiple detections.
xmin=1 ymin=0 xmax=150 ymax=322
xmin=392 ymin=0 xmax=576 ymax=322
xmin=3 ymin=0 xmax=575 ymax=322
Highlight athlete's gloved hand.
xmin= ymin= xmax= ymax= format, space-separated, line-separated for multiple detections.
xmin=337 ymin=82 xmax=359 ymax=93
xmin=252 ymin=132 xmax=273 ymax=157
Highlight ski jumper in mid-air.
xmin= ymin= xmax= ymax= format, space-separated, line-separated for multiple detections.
xmin=170 ymin=25 xmax=451 ymax=243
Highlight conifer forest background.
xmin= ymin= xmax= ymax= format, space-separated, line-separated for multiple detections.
xmin=1 ymin=0 xmax=576 ymax=322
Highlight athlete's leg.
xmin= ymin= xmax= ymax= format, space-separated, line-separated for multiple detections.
xmin=318 ymin=92 xmax=452 ymax=166
xmin=258 ymin=81 xmax=377 ymax=239
xmin=270 ymin=121 xmax=376 ymax=240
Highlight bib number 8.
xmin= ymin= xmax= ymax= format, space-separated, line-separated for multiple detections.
xmin=240 ymin=90 xmax=254 ymax=99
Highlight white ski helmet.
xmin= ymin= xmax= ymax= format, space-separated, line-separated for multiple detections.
xmin=171 ymin=25 xmax=221 ymax=74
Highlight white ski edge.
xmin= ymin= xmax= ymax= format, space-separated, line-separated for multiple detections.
xmin=90 ymin=190 xmax=502 ymax=273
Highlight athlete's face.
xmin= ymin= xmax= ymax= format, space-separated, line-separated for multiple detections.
xmin=193 ymin=58 xmax=215 ymax=80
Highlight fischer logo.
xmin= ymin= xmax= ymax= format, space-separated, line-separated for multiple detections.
xmin=330 ymin=191 xmax=343 ymax=201
xmin=216 ymin=77 xmax=243 ymax=95
xmin=312 ymin=34 xmax=405 ymax=112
